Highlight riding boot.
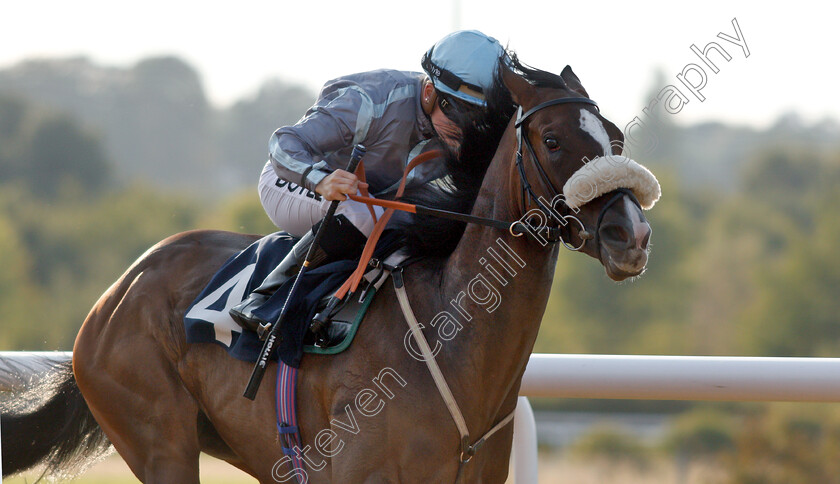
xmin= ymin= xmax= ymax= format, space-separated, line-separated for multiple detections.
xmin=228 ymin=214 xmax=367 ymax=334
xmin=228 ymin=230 xmax=324 ymax=333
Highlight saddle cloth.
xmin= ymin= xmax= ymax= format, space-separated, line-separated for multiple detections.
xmin=184 ymin=231 xmax=402 ymax=368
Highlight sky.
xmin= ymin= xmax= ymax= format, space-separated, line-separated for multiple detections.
xmin=1 ymin=0 xmax=838 ymax=131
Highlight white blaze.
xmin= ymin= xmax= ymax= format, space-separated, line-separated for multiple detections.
xmin=579 ymin=108 xmax=611 ymax=156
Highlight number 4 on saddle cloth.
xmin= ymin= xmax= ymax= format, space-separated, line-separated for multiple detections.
xmin=184 ymin=230 xmax=405 ymax=369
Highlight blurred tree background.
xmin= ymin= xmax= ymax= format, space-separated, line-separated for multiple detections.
xmin=0 ymin=56 xmax=305 ymax=350
xmin=1 ymin=55 xmax=839 ymax=356
xmin=4 ymin=56 xmax=838 ymax=356
xmin=1 ymin=56 xmax=839 ymax=481
xmin=536 ymin=115 xmax=840 ymax=359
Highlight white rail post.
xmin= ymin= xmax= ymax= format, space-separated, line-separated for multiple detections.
xmin=511 ymin=396 xmax=538 ymax=484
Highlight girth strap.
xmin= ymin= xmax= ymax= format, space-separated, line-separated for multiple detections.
xmin=392 ymin=268 xmax=515 ymax=482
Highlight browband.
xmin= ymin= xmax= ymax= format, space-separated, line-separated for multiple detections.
xmin=515 ymin=97 xmax=598 ymax=127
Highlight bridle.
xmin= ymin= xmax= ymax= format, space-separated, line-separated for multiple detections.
xmin=512 ymin=96 xmax=642 ymax=253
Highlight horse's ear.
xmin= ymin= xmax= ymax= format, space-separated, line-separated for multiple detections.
xmin=561 ymin=66 xmax=589 ymax=98
xmin=502 ymin=67 xmax=536 ymax=107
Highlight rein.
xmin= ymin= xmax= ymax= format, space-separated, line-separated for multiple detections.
xmin=345 ymin=194 xmax=539 ymax=238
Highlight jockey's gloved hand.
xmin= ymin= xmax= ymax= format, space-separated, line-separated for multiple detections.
xmin=315 ymin=169 xmax=368 ymax=201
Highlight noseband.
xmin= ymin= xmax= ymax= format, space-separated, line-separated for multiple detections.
xmin=512 ymin=96 xmax=640 ymax=252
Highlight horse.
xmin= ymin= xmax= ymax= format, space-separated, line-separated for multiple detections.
xmin=1 ymin=60 xmax=656 ymax=483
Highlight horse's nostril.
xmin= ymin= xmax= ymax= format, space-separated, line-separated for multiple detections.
xmin=638 ymin=227 xmax=651 ymax=250
xmin=601 ymin=224 xmax=630 ymax=246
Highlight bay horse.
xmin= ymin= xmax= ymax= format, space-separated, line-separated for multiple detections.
xmin=2 ymin=61 xmax=655 ymax=483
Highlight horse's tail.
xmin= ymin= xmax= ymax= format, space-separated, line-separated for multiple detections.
xmin=1 ymin=357 xmax=111 ymax=479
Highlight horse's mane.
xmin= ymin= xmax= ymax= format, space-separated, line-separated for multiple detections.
xmin=393 ymin=55 xmax=516 ymax=259
xmin=507 ymin=53 xmax=569 ymax=89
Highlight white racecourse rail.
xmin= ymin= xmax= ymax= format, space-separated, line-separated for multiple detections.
xmin=511 ymin=353 xmax=840 ymax=484
xmin=5 ymin=352 xmax=840 ymax=483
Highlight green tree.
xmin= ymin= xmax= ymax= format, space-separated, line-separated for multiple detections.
xmin=0 ymin=95 xmax=27 ymax=180
xmin=536 ymin=171 xmax=700 ymax=355
xmin=726 ymin=405 xmax=840 ymax=484
xmin=0 ymin=209 xmax=38 ymax=349
xmin=740 ymin=147 xmax=827 ymax=230
xmin=739 ymin=187 xmax=840 ymax=356
xmin=0 ymin=184 xmax=203 ymax=349
xmin=200 ymin=189 xmax=278 ymax=236
xmin=730 ymin=148 xmax=840 ymax=356
xmin=570 ymin=424 xmax=652 ymax=482
xmin=0 ymin=94 xmax=111 ymax=198
xmin=21 ymin=114 xmax=111 ymax=198
xmin=663 ymin=408 xmax=736 ymax=484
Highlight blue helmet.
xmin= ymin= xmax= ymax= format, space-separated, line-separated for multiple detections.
xmin=421 ymin=30 xmax=505 ymax=107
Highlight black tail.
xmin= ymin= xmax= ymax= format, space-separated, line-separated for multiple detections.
xmin=1 ymin=358 xmax=111 ymax=479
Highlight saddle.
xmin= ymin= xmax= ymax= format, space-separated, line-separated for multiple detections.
xmin=235 ymin=227 xmax=407 ymax=352
xmin=301 ymin=249 xmax=406 ymax=354
xmin=183 ymin=230 xmax=406 ymax=368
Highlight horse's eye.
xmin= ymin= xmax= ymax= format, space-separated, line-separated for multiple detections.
xmin=544 ymin=137 xmax=560 ymax=152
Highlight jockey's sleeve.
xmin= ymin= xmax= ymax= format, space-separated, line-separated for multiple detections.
xmin=268 ymin=85 xmax=374 ymax=192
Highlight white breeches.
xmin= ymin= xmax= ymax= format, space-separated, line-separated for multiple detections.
xmin=258 ymin=161 xmax=383 ymax=238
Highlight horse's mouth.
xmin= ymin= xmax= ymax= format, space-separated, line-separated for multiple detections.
xmin=600 ymin=247 xmax=649 ymax=282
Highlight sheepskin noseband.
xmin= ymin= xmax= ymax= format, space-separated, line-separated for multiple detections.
xmin=562 ymin=155 xmax=661 ymax=210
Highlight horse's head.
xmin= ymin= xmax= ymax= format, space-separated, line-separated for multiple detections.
xmin=502 ymin=60 xmax=660 ymax=281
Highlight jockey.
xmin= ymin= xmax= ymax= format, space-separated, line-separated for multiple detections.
xmin=230 ymin=30 xmax=508 ymax=330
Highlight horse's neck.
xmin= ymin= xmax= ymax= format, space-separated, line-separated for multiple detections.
xmin=433 ymin=138 xmax=559 ymax=419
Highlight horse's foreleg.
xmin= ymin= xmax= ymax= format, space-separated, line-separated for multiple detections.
xmin=179 ymin=344 xmax=299 ymax=483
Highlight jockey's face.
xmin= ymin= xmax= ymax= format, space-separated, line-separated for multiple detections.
xmin=430 ymin=98 xmax=462 ymax=154
xmin=422 ymin=79 xmax=463 ymax=155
